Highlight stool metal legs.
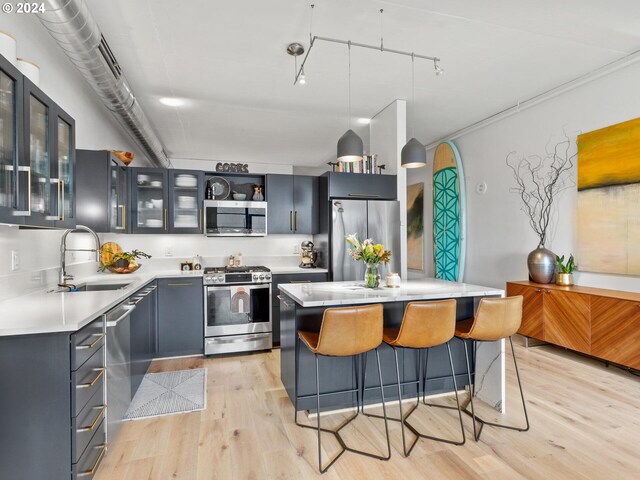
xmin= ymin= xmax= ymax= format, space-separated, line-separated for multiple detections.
xmin=364 ymin=343 xmax=466 ymax=456
xmin=294 ymin=346 xmax=391 ymax=474
xmin=462 ymin=336 xmax=530 ymax=441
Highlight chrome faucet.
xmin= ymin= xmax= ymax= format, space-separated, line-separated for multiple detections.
xmin=59 ymin=225 xmax=101 ymax=286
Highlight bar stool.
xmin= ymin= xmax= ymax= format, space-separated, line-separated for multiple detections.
xmin=294 ymin=304 xmax=391 ymax=474
xmin=364 ymin=299 xmax=465 ymax=456
xmin=455 ymin=295 xmax=530 ymax=441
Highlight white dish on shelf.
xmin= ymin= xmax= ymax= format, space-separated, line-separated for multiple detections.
xmin=150 ymin=199 xmax=163 ymax=208
xmin=150 ymin=180 xmax=162 ymax=187
xmin=175 ymin=175 xmax=198 ymax=187
xmin=146 ymin=219 xmax=163 ymax=227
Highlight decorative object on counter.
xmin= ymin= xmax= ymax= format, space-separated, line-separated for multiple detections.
xmin=99 ymin=243 xmax=151 ymax=274
xmin=252 ymin=185 xmax=264 ymax=201
xmin=17 ymin=58 xmax=40 ymax=86
xmin=228 ymin=252 xmax=243 ymax=267
xmin=207 ymin=176 xmax=230 ymax=200
xmin=433 ymin=141 xmax=466 ymax=281
xmin=555 ymin=254 xmax=576 ymax=286
xmin=345 ymin=234 xmax=392 ymax=288
xmin=192 ymin=254 xmax=203 ymax=270
xmin=577 ymin=117 xmax=640 ymax=275
xmin=0 ymin=30 xmax=17 ymax=66
xmin=407 ymin=182 xmax=424 ymax=270
xmin=507 ymin=134 xmax=575 ymax=284
xmin=112 ymin=150 xmax=134 ymax=165
xmin=299 ymin=240 xmax=318 ymax=268
xmin=180 ymin=261 xmax=194 ymax=271
xmin=232 ymin=192 xmax=246 ymax=200
xmin=385 ymin=272 xmax=401 ymax=288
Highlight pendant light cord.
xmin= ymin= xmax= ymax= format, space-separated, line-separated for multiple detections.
xmin=348 ymin=41 xmax=352 ymax=129
xmin=309 ymin=4 xmax=315 ymax=44
xmin=411 ymin=53 xmax=415 ymax=138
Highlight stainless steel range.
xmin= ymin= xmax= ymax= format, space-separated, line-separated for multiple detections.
xmin=203 ymin=266 xmax=272 ymax=355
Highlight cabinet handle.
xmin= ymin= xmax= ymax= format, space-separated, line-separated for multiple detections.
xmin=60 ymin=179 xmax=65 ymax=220
xmin=348 ymin=193 xmax=381 ymax=198
xmin=78 ymin=444 xmax=106 ymax=477
xmin=289 ymin=211 xmax=293 ymax=231
xmin=77 ymin=405 xmax=107 ymax=433
xmin=118 ymin=204 xmax=127 ymax=230
xmin=294 ymin=210 xmax=298 ymax=231
xmin=76 ymin=333 xmax=105 ymax=350
xmin=76 ymin=368 xmax=106 ymax=389
xmin=167 ymin=283 xmax=192 ymax=286
xmin=46 ymin=178 xmax=61 ymax=221
xmin=199 ymin=208 xmax=202 ymax=232
xmin=14 ymin=166 xmax=31 ymax=216
xmin=164 ymin=208 xmax=167 ymax=230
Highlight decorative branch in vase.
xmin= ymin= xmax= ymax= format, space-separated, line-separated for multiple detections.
xmin=345 ymin=234 xmax=392 ymax=288
xmin=506 ymin=134 xmax=575 ymax=283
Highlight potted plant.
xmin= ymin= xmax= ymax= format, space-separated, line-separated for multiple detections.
xmin=99 ymin=247 xmax=151 ymax=274
xmin=555 ymin=254 xmax=576 ymax=286
xmin=345 ymin=234 xmax=392 ymax=288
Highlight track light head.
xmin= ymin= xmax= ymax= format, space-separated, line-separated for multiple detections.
xmin=434 ymin=60 xmax=444 ymax=76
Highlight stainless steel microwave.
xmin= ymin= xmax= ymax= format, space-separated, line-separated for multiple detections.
xmin=204 ymin=200 xmax=267 ymax=236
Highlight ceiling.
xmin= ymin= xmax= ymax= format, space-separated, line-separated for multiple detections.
xmin=85 ymin=0 xmax=640 ymax=167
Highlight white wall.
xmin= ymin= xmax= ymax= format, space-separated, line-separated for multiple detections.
xmin=370 ymin=100 xmax=408 ymax=279
xmin=407 ymin=60 xmax=640 ymax=291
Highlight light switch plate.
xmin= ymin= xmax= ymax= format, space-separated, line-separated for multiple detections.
xmin=165 ymin=247 xmax=173 ymax=257
xmin=11 ymin=250 xmax=19 ymax=271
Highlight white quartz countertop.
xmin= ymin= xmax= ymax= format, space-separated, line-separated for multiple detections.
xmin=269 ymin=266 xmax=329 ymax=275
xmin=0 ymin=268 xmax=202 ymax=337
xmin=278 ymin=278 xmax=504 ymax=307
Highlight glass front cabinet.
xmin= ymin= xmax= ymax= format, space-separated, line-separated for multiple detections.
xmin=0 ymin=52 xmax=75 ymax=228
xmin=168 ymin=170 xmax=204 ymax=234
xmin=0 ymin=54 xmax=25 ymax=224
xmin=131 ymin=168 xmax=169 ymax=234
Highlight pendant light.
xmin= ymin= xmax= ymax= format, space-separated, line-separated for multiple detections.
xmin=401 ymin=54 xmax=427 ymax=168
xmin=337 ymin=42 xmax=363 ymax=163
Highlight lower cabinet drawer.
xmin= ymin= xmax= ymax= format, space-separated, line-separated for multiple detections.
xmin=72 ymin=418 xmax=106 ymax=480
xmin=72 ymin=345 xmax=106 ymax=416
xmin=205 ymin=333 xmax=272 ymax=355
xmin=72 ymin=388 xmax=106 ymax=463
xmin=71 ymin=317 xmax=106 ymax=371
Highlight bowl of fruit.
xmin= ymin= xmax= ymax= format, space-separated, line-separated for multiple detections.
xmin=99 ymin=242 xmax=151 ymax=274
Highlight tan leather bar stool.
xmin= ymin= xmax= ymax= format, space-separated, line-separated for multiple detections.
xmin=364 ymin=299 xmax=465 ymax=456
xmin=294 ymin=304 xmax=391 ymax=474
xmin=455 ymin=295 xmax=530 ymax=441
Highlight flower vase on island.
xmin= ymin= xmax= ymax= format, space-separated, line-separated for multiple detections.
xmin=345 ymin=234 xmax=392 ymax=288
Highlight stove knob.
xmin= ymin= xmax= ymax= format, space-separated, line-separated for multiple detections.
xmin=204 ymin=276 xmax=210 ymax=282
xmin=217 ymin=275 xmax=224 ymax=282
xmin=259 ymin=274 xmax=265 ymax=280
xmin=265 ymin=274 xmax=271 ymax=280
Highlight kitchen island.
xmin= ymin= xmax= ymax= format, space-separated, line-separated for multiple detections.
xmin=279 ymin=278 xmax=505 ymax=412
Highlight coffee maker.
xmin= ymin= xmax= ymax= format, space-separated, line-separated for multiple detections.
xmin=299 ymin=241 xmax=318 ymax=268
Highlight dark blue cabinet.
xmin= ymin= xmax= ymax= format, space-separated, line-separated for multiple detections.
xmin=130 ymin=168 xmax=169 ymax=233
xmin=266 ymin=174 xmax=318 ymax=234
xmin=157 ymin=278 xmax=203 ymax=356
xmin=168 ymin=169 xmax=204 ymax=234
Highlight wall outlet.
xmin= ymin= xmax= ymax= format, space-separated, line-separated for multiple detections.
xmin=165 ymin=247 xmax=173 ymax=257
xmin=293 ymin=244 xmax=300 ymax=254
xmin=476 ymin=182 xmax=488 ymax=195
xmin=11 ymin=250 xmax=19 ymax=271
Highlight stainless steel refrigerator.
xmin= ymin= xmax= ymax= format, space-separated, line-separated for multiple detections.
xmin=330 ymin=200 xmax=401 ymax=282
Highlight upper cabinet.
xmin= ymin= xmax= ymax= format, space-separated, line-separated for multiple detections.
xmin=0 ymin=52 xmax=76 ymax=228
xmin=266 ymin=174 xmax=318 ymax=234
xmin=0 ymin=54 xmax=25 ymax=224
xmin=325 ymin=172 xmax=397 ymax=200
xmin=22 ymin=78 xmax=76 ymax=228
xmin=168 ymin=169 xmax=204 ymax=234
xmin=131 ymin=168 xmax=169 ymax=234
xmin=76 ymin=150 xmax=130 ymax=233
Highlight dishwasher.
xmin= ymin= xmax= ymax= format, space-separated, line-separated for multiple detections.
xmin=106 ymin=299 xmax=136 ymax=443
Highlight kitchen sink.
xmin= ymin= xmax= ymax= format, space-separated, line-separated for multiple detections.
xmin=50 ymin=282 xmax=132 ymax=293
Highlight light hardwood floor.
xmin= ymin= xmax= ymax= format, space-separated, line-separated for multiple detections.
xmin=95 ymin=339 xmax=640 ymax=479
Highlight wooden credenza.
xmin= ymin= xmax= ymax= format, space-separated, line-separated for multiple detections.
xmin=506 ymin=281 xmax=640 ymax=370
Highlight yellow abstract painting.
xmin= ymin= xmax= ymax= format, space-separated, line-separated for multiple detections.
xmin=407 ymin=182 xmax=424 ymax=270
xmin=577 ymin=117 xmax=640 ymax=275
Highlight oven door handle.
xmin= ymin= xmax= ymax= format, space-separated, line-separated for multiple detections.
xmin=205 ymin=284 xmax=271 ymax=291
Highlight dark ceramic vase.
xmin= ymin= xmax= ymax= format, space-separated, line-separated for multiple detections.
xmin=527 ymin=245 xmax=556 ymax=284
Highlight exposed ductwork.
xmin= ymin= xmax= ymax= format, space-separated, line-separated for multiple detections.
xmin=37 ymin=0 xmax=171 ymax=168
